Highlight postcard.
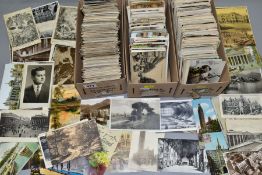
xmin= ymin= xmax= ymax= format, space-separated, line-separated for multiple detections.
xmin=108 ymin=131 xmax=133 ymax=172
xmin=0 ymin=63 xmax=24 ymax=110
xmin=160 ymin=100 xmax=197 ymax=131
xmin=32 ymin=1 xmax=59 ymax=38
xmin=4 ymin=7 xmax=41 ymax=51
xmin=52 ymin=45 xmax=75 ymax=85
xmin=52 ymin=6 xmax=77 ymax=47
xmin=97 ymin=125 xmax=121 ymax=158
xmin=12 ymin=38 xmax=51 ymax=62
xmin=20 ymin=63 xmax=54 ymax=109
xmin=224 ymin=151 xmax=262 ymax=175
xmin=225 ymin=46 xmax=262 ymax=75
xmin=128 ymin=131 xmax=163 ymax=172
xmin=0 ymin=110 xmax=49 ymax=141
xmin=39 ymin=120 xmax=102 ymax=167
xmin=50 ymin=84 xmax=80 ymax=130
xmin=0 ymin=142 xmax=39 ymax=175
xmin=110 ymin=98 xmax=161 ymax=130
xmin=224 ymin=68 xmax=262 ymax=94
xmin=216 ymin=6 xmax=255 ymax=48
xmin=158 ymin=138 xmax=208 ymax=173
xmin=192 ymin=98 xmax=222 ymax=133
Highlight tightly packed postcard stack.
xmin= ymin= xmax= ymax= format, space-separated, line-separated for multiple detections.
xmin=172 ymin=0 xmax=227 ymax=87
xmin=80 ymin=0 xmax=122 ymax=83
xmin=127 ymin=0 xmax=169 ymax=84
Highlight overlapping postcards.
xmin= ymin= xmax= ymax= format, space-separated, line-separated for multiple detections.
xmin=127 ymin=0 xmax=169 ymax=83
xmin=172 ymin=0 xmax=226 ymax=84
xmin=80 ymin=0 xmax=122 ymax=83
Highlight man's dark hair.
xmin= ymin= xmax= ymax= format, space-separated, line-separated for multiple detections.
xmin=31 ymin=67 xmax=45 ymax=77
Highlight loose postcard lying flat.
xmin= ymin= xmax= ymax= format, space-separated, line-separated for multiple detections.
xmin=38 ymin=119 xmax=102 ymax=168
xmin=110 ymin=98 xmax=161 ymax=130
xmin=4 ymin=7 xmax=41 ymax=51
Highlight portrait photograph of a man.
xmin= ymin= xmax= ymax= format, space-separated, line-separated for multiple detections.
xmin=20 ymin=63 xmax=53 ymax=108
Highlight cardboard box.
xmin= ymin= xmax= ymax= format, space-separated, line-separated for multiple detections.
xmin=173 ymin=0 xmax=231 ymax=98
xmin=75 ymin=0 xmax=127 ymax=99
xmin=124 ymin=0 xmax=179 ymax=98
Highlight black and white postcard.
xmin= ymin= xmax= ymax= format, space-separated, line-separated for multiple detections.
xmin=158 ymin=138 xmax=207 ymax=173
xmin=0 ymin=110 xmax=49 ymax=142
xmin=32 ymin=1 xmax=59 ymax=38
xmin=38 ymin=120 xmax=102 ymax=168
xmin=160 ymin=100 xmax=196 ymax=131
xmin=52 ymin=6 xmax=77 ymax=47
xmin=20 ymin=63 xmax=54 ymax=109
xmin=4 ymin=8 xmax=41 ymax=51
xmin=110 ymin=98 xmax=161 ymax=130
xmin=128 ymin=131 xmax=164 ymax=172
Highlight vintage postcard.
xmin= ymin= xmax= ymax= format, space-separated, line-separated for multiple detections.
xmin=224 ymin=151 xmax=262 ymax=175
xmin=128 ymin=131 xmax=163 ymax=172
xmin=4 ymin=7 xmax=41 ymax=51
xmin=225 ymin=117 xmax=262 ymax=133
xmin=39 ymin=120 xmax=102 ymax=167
xmin=225 ymin=46 xmax=262 ymax=75
xmin=108 ymin=131 xmax=133 ymax=172
xmin=0 ymin=110 xmax=49 ymax=141
xmin=219 ymin=94 xmax=262 ymax=118
xmin=224 ymin=68 xmax=262 ymax=94
xmin=216 ymin=6 xmax=255 ymax=48
xmin=52 ymin=45 xmax=75 ymax=85
xmin=12 ymin=38 xmax=51 ymax=62
xmin=32 ymin=1 xmax=59 ymax=38
xmin=52 ymin=6 xmax=77 ymax=46
xmin=160 ymin=100 xmax=197 ymax=131
xmin=50 ymin=84 xmax=80 ymax=129
xmin=192 ymin=98 xmax=222 ymax=134
xmin=227 ymin=132 xmax=262 ymax=152
xmin=97 ymin=125 xmax=121 ymax=158
xmin=0 ymin=63 xmax=24 ymax=110
xmin=158 ymin=138 xmax=208 ymax=173
xmin=20 ymin=63 xmax=54 ymax=109
xmin=202 ymin=132 xmax=228 ymax=151
xmin=0 ymin=142 xmax=39 ymax=175
xmin=110 ymin=98 xmax=161 ymax=130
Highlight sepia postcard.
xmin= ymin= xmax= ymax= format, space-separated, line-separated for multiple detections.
xmin=160 ymin=100 xmax=197 ymax=131
xmin=110 ymin=98 xmax=161 ymax=130
xmin=128 ymin=131 xmax=164 ymax=172
xmin=97 ymin=125 xmax=121 ymax=158
xmin=39 ymin=120 xmax=102 ymax=167
xmin=52 ymin=45 xmax=75 ymax=85
xmin=19 ymin=63 xmax=54 ymax=109
xmin=0 ymin=63 xmax=24 ymax=110
xmin=12 ymin=38 xmax=51 ymax=62
xmin=224 ymin=68 xmax=262 ymax=94
xmin=224 ymin=151 xmax=262 ymax=175
xmin=158 ymin=138 xmax=208 ymax=173
xmin=0 ymin=142 xmax=39 ymax=175
xmin=52 ymin=6 xmax=77 ymax=47
xmin=4 ymin=7 xmax=41 ymax=51
xmin=50 ymin=84 xmax=81 ymax=130
xmin=0 ymin=110 xmax=49 ymax=141
xmin=216 ymin=6 xmax=256 ymax=48
xmin=108 ymin=131 xmax=133 ymax=172
xmin=192 ymin=98 xmax=222 ymax=134
xmin=32 ymin=1 xmax=59 ymax=38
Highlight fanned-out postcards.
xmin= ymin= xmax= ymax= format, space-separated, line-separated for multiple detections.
xmin=127 ymin=0 xmax=169 ymax=83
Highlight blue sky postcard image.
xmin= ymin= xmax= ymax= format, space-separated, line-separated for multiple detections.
xmin=202 ymin=132 xmax=228 ymax=151
xmin=192 ymin=98 xmax=222 ymax=134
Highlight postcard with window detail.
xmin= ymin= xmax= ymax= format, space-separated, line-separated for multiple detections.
xmin=4 ymin=7 xmax=41 ymax=51
xmin=38 ymin=120 xmax=102 ymax=168
xmin=52 ymin=6 xmax=77 ymax=47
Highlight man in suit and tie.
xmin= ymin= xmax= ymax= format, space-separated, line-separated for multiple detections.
xmin=23 ymin=66 xmax=49 ymax=103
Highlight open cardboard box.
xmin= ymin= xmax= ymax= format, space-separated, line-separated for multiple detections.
xmin=75 ymin=0 xmax=127 ymax=99
xmin=124 ymin=0 xmax=179 ymax=98
xmin=173 ymin=0 xmax=231 ymax=98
